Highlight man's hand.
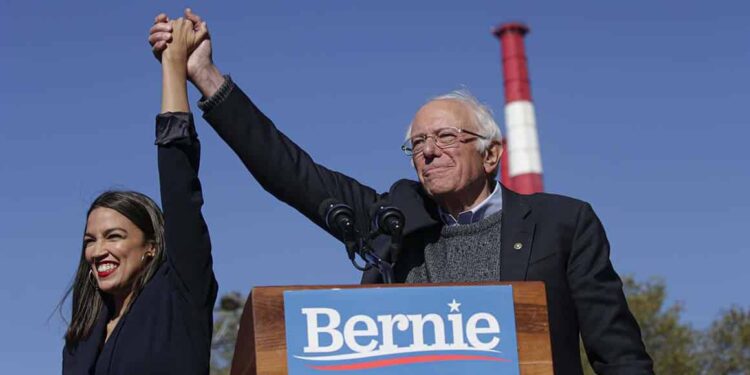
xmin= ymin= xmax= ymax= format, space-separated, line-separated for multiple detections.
xmin=150 ymin=9 xmax=213 ymax=82
xmin=150 ymin=9 xmax=224 ymax=98
xmin=149 ymin=13 xmax=171 ymax=61
xmin=163 ymin=17 xmax=207 ymax=63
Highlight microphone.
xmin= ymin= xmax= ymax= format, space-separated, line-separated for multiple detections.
xmin=319 ymin=198 xmax=358 ymax=260
xmin=369 ymin=203 xmax=405 ymax=238
xmin=318 ymin=198 xmax=396 ymax=282
xmin=369 ymin=201 xmax=405 ymax=265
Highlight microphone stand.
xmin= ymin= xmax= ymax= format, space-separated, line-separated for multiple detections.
xmin=320 ymin=198 xmax=402 ymax=284
xmin=359 ymin=243 xmax=394 ymax=284
xmin=348 ymin=238 xmax=395 ymax=284
xmin=359 ymin=203 xmax=405 ymax=284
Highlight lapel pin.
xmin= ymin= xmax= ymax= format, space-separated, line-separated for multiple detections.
xmin=513 ymin=242 xmax=523 ymax=250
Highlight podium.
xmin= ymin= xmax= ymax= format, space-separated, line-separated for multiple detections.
xmin=230 ymin=282 xmax=553 ymax=375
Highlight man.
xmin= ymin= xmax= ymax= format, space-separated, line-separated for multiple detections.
xmin=149 ymin=10 xmax=654 ymax=374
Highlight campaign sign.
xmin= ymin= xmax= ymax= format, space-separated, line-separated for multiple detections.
xmin=283 ymin=285 xmax=519 ymax=374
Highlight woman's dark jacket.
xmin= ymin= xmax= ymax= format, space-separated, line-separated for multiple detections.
xmin=63 ymin=113 xmax=218 ymax=374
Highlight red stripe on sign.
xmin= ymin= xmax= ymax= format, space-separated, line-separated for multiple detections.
xmin=307 ymin=354 xmax=511 ymax=371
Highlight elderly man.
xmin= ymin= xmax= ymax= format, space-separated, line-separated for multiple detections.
xmin=150 ymin=10 xmax=654 ymax=374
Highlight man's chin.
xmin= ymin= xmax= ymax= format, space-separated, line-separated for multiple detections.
xmin=422 ymin=182 xmax=455 ymax=199
xmin=419 ymin=174 xmax=456 ymax=196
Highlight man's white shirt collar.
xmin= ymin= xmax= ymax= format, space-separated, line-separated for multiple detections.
xmin=439 ymin=183 xmax=503 ymax=226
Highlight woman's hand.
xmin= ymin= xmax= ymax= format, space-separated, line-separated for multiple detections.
xmin=160 ymin=18 xmax=202 ymax=113
xmin=150 ymin=9 xmax=222 ymax=98
xmin=162 ymin=17 xmax=208 ymax=64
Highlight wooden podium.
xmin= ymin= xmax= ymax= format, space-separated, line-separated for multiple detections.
xmin=229 ymin=282 xmax=553 ymax=375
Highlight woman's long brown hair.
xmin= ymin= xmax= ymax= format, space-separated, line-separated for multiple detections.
xmin=61 ymin=191 xmax=165 ymax=347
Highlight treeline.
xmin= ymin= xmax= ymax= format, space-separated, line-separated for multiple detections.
xmin=581 ymin=277 xmax=750 ymax=375
xmin=208 ymin=276 xmax=750 ymax=374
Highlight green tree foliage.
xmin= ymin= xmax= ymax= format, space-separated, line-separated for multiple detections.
xmin=700 ymin=306 xmax=750 ymax=375
xmin=623 ymin=276 xmax=701 ymax=374
xmin=581 ymin=276 xmax=700 ymax=375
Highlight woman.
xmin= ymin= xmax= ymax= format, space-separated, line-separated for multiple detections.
xmin=62 ymin=18 xmax=216 ymax=374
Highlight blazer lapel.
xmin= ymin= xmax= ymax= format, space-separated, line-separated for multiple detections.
xmin=499 ymin=186 xmax=536 ymax=281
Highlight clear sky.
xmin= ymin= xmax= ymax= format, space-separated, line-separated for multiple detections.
xmin=1 ymin=0 xmax=748 ymax=372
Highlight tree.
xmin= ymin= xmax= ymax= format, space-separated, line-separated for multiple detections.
xmin=210 ymin=292 xmax=245 ymax=375
xmin=581 ymin=276 xmax=700 ymax=374
xmin=700 ymin=306 xmax=750 ymax=375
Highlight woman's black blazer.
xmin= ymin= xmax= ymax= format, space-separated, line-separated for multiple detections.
xmin=63 ymin=113 xmax=218 ymax=374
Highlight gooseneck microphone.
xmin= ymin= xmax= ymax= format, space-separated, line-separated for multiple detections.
xmin=319 ymin=198 xmax=358 ymax=262
xmin=319 ymin=198 xmax=396 ymax=283
xmin=370 ymin=204 xmax=405 ymax=238
xmin=369 ymin=201 xmax=405 ymax=265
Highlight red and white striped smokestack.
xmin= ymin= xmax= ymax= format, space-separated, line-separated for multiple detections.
xmin=493 ymin=22 xmax=544 ymax=194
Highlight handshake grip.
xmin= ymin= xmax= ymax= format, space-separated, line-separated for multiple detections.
xmin=318 ymin=198 xmax=406 ymax=282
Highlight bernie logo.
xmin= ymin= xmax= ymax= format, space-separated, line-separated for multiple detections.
xmin=293 ymin=299 xmax=510 ymax=370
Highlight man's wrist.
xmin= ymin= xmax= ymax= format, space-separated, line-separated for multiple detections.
xmin=197 ymin=75 xmax=233 ymax=113
xmin=189 ymin=64 xmax=224 ymax=98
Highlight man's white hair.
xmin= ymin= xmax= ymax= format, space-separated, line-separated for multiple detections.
xmin=405 ymin=89 xmax=502 ymax=153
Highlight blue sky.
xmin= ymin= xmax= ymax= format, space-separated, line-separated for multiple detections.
xmin=1 ymin=0 xmax=748 ymax=372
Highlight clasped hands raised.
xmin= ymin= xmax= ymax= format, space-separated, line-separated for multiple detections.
xmin=149 ymin=9 xmax=211 ymax=75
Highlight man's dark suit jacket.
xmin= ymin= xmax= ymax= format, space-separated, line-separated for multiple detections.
xmin=201 ymin=78 xmax=654 ymax=375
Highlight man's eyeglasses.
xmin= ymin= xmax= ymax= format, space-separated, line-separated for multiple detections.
xmin=401 ymin=127 xmax=488 ymax=156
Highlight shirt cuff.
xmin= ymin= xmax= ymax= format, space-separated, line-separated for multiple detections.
xmin=197 ymin=75 xmax=235 ymax=113
xmin=155 ymin=112 xmax=197 ymax=146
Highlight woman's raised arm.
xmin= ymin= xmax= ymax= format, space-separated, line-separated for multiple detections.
xmin=156 ymin=18 xmax=217 ymax=307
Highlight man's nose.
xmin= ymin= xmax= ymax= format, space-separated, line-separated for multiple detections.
xmin=421 ymin=137 xmax=442 ymax=159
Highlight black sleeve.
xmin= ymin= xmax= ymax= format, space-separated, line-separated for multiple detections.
xmin=201 ymin=79 xmax=381 ymax=240
xmin=156 ymin=112 xmax=218 ymax=308
xmin=568 ymin=203 xmax=654 ymax=374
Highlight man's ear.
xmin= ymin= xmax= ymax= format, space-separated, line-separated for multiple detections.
xmin=483 ymin=140 xmax=502 ymax=175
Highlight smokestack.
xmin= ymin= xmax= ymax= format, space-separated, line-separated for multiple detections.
xmin=493 ymin=22 xmax=544 ymax=194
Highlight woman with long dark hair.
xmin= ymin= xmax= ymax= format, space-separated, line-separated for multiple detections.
xmin=62 ymin=18 xmax=217 ymax=374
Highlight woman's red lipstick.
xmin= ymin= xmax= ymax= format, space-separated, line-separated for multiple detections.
xmin=96 ymin=261 xmax=118 ymax=278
